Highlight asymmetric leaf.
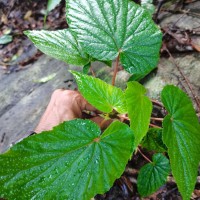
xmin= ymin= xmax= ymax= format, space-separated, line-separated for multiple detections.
xmin=24 ymin=29 xmax=89 ymax=66
xmin=137 ymin=153 xmax=170 ymax=197
xmin=0 ymin=119 xmax=134 ymax=200
xmin=125 ymin=81 xmax=152 ymax=147
xmin=161 ymin=85 xmax=200 ymax=200
xmin=66 ymin=0 xmax=162 ymax=76
xmin=71 ymin=71 xmax=127 ymax=114
xmin=141 ymin=128 xmax=167 ymax=152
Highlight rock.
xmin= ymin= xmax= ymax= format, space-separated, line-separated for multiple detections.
xmin=143 ymin=53 xmax=200 ymax=110
xmin=0 ymin=55 xmax=75 ymax=153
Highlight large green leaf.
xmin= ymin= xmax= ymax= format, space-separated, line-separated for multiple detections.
xmin=66 ymin=0 xmax=162 ymax=77
xmin=141 ymin=128 xmax=167 ymax=153
xmin=71 ymin=71 xmax=127 ymax=114
xmin=24 ymin=29 xmax=89 ymax=66
xmin=161 ymin=85 xmax=200 ymax=200
xmin=125 ymin=81 xmax=152 ymax=147
xmin=0 ymin=119 xmax=134 ymax=200
xmin=137 ymin=153 xmax=170 ymax=197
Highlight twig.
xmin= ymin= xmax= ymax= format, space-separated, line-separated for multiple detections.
xmin=112 ymin=54 xmax=120 ymax=86
xmin=137 ymin=147 xmax=152 ymax=163
xmin=151 ymin=117 xmax=163 ymax=121
xmin=118 ymin=115 xmax=130 ymax=121
xmin=153 ymin=0 xmax=167 ymax=22
xmin=165 ymin=48 xmax=200 ymax=112
xmin=150 ymin=123 xmax=161 ymax=128
xmin=151 ymin=99 xmax=164 ymax=107
xmin=90 ymin=67 xmax=96 ymax=77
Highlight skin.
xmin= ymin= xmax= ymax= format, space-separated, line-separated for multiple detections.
xmin=35 ymin=89 xmax=111 ymax=133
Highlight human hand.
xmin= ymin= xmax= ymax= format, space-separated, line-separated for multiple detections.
xmin=35 ymin=89 xmax=111 ymax=133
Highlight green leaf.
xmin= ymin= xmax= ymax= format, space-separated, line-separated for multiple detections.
xmin=0 ymin=35 xmax=13 ymax=45
xmin=141 ymin=0 xmax=155 ymax=15
xmin=66 ymin=0 xmax=162 ymax=76
xmin=71 ymin=71 xmax=127 ymax=114
xmin=101 ymin=60 xmax=112 ymax=67
xmin=83 ymin=62 xmax=91 ymax=74
xmin=141 ymin=128 xmax=167 ymax=153
xmin=137 ymin=153 xmax=170 ymax=197
xmin=47 ymin=0 xmax=62 ymax=12
xmin=125 ymin=81 xmax=152 ymax=147
xmin=161 ymin=85 xmax=200 ymax=200
xmin=0 ymin=119 xmax=134 ymax=200
xmin=24 ymin=29 xmax=89 ymax=66
xmin=128 ymin=73 xmax=146 ymax=82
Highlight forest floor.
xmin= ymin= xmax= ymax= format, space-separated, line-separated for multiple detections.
xmin=0 ymin=0 xmax=200 ymax=199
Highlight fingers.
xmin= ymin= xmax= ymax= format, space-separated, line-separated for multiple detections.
xmin=74 ymin=92 xmax=98 ymax=112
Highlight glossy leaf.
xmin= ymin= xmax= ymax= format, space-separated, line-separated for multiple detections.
xmin=161 ymin=85 xmax=200 ymax=200
xmin=125 ymin=81 xmax=152 ymax=147
xmin=0 ymin=119 xmax=134 ymax=200
xmin=66 ymin=0 xmax=162 ymax=77
xmin=128 ymin=73 xmax=146 ymax=82
xmin=24 ymin=29 xmax=89 ymax=66
xmin=141 ymin=0 xmax=155 ymax=15
xmin=141 ymin=128 xmax=167 ymax=153
xmin=83 ymin=62 xmax=91 ymax=74
xmin=137 ymin=153 xmax=170 ymax=197
xmin=71 ymin=71 xmax=127 ymax=114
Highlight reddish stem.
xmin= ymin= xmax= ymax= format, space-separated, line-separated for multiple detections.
xmin=90 ymin=67 xmax=96 ymax=77
xmin=151 ymin=117 xmax=163 ymax=121
xmin=151 ymin=99 xmax=164 ymax=107
xmin=150 ymin=123 xmax=161 ymax=128
xmin=137 ymin=147 xmax=152 ymax=163
xmin=112 ymin=54 xmax=120 ymax=86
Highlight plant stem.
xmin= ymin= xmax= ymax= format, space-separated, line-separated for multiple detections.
xmin=90 ymin=67 xmax=96 ymax=77
xmin=151 ymin=117 xmax=163 ymax=121
xmin=150 ymin=123 xmax=161 ymax=128
xmin=112 ymin=54 xmax=120 ymax=86
xmin=151 ymin=99 xmax=164 ymax=107
xmin=137 ymin=147 xmax=152 ymax=163
xmin=118 ymin=115 xmax=130 ymax=121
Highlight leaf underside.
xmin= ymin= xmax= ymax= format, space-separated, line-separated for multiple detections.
xmin=125 ymin=81 xmax=152 ymax=148
xmin=71 ymin=71 xmax=127 ymax=114
xmin=66 ymin=0 xmax=162 ymax=77
xmin=137 ymin=153 xmax=170 ymax=197
xmin=0 ymin=119 xmax=134 ymax=200
xmin=161 ymin=85 xmax=200 ymax=200
xmin=24 ymin=29 xmax=89 ymax=66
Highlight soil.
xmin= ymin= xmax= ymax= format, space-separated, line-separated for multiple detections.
xmin=0 ymin=0 xmax=200 ymax=199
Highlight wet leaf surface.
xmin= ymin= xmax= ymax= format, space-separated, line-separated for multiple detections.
xmin=125 ymin=81 xmax=152 ymax=148
xmin=0 ymin=119 xmax=134 ymax=200
xmin=25 ymin=29 xmax=90 ymax=66
xmin=66 ymin=0 xmax=162 ymax=77
xmin=161 ymin=85 xmax=200 ymax=200
xmin=137 ymin=153 xmax=170 ymax=197
xmin=71 ymin=71 xmax=127 ymax=114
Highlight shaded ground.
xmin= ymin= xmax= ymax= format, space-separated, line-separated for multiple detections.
xmin=0 ymin=0 xmax=200 ymax=199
